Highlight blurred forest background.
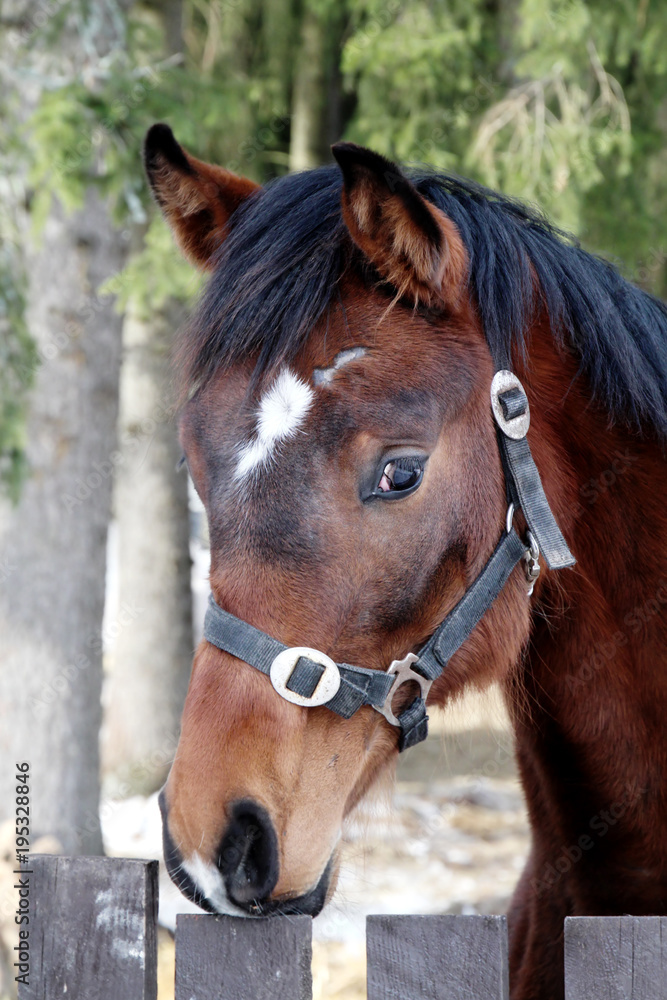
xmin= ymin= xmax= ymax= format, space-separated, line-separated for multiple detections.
xmin=1 ymin=0 xmax=667 ymax=995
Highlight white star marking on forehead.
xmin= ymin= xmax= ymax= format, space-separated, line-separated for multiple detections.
xmin=234 ymin=367 xmax=314 ymax=480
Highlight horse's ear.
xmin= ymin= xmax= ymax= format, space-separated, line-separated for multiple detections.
xmin=144 ymin=123 xmax=260 ymax=271
xmin=332 ymin=142 xmax=467 ymax=306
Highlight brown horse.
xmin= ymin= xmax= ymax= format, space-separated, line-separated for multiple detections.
xmin=144 ymin=123 xmax=667 ymax=1000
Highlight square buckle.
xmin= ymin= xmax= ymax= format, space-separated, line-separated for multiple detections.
xmin=269 ymin=647 xmax=341 ymax=707
xmin=491 ymin=370 xmax=530 ymax=439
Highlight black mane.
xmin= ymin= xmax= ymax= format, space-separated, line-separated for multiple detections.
xmin=183 ymin=163 xmax=667 ymax=435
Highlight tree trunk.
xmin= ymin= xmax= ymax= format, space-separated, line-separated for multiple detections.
xmin=289 ymin=6 xmax=344 ymax=170
xmin=102 ymin=299 xmax=193 ymax=795
xmin=0 ymin=191 xmax=125 ymax=855
xmin=101 ymin=0 xmax=193 ymax=797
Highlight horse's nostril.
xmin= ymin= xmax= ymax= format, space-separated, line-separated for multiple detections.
xmin=217 ymin=800 xmax=279 ymax=906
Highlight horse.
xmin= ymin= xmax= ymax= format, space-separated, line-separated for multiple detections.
xmin=143 ymin=122 xmax=667 ymax=1000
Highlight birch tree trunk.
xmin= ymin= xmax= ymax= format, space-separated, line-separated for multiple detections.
xmin=0 ymin=192 xmax=125 ymax=854
xmin=101 ymin=0 xmax=193 ymax=795
xmin=102 ymin=299 xmax=192 ymax=794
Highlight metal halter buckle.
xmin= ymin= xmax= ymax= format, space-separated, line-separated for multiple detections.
xmin=506 ymin=505 xmax=541 ymax=596
xmin=269 ymin=647 xmax=341 ymax=707
xmin=377 ymin=652 xmax=433 ymax=727
xmin=490 ymin=370 xmax=530 ymax=439
xmin=523 ymin=531 xmax=541 ymax=596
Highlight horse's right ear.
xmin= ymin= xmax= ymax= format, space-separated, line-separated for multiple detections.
xmin=144 ymin=124 xmax=260 ymax=271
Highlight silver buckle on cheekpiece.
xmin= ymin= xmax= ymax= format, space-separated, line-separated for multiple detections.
xmin=490 ymin=370 xmax=530 ymax=439
xmin=377 ymin=652 xmax=433 ymax=727
xmin=269 ymin=647 xmax=341 ymax=707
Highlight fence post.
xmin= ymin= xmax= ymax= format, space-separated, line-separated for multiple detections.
xmin=18 ymin=854 xmax=158 ymax=1000
xmin=367 ymin=915 xmax=510 ymax=999
xmin=564 ymin=915 xmax=667 ymax=999
xmin=175 ymin=913 xmax=312 ymax=1000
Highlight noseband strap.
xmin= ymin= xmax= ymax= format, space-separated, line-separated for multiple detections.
xmin=203 ymin=370 xmax=575 ymax=752
xmin=203 ymin=598 xmax=395 ymax=719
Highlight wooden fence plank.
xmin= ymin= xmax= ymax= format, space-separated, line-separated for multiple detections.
xmin=565 ymin=916 xmax=667 ymax=1000
xmin=18 ymin=854 xmax=158 ymax=1000
xmin=175 ymin=913 xmax=312 ymax=1000
xmin=367 ymin=915 xmax=509 ymax=1000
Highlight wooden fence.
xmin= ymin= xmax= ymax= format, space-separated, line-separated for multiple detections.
xmin=16 ymin=855 xmax=667 ymax=999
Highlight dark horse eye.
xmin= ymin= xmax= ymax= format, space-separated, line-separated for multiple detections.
xmin=376 ymin=458 xmax=424 ymax=496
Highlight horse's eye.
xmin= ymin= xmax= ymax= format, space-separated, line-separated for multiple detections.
xmin=376 ymin=457 xmax=424 ymax=496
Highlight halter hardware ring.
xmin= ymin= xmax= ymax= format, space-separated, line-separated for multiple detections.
xmin=523 ymin=530 xmax=541 ymax=596
xmin=377 ymin=652 xmax=433 ymax=727
xmin=269 ymin=647 xmax=341 ymax=707
xmin=506 ymin=505 xmax=541 ymax=595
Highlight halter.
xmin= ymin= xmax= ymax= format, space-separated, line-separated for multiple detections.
xmin=203 ymin=370 xmax=575 ymax=751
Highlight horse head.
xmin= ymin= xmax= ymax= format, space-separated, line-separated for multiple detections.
xmin=144 ymin=124 xmax=560 ymax=917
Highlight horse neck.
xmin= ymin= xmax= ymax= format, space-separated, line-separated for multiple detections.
xmin=512 ymin=318 xmax=667 ymax=771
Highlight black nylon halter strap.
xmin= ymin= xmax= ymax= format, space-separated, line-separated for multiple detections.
xmin=490 ymin=370 xmax=576 ymax=571
xmin=202 ymin=522 xmax=529 ymax=752
xmin=416 ymin=526 xmax=528 ymax=681
xmin=498 ymin=434 xmax=574 ymax=569
xmin=393 ymin=524 xmax=529 ymax=750
xmin=203 ymin=597 xmax=395 ymax=720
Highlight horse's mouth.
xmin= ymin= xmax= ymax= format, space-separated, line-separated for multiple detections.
xmin=241 ymin=859 xmax=335 ymax=918
xmin=159 ymin=788 xmax=335 ymax=918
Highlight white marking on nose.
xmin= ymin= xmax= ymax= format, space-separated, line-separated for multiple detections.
xmin=182 ymin=852 xmax=252 ymax=917
xmin=313 ymin=347 xmax=367 ymax=386
xmin=235 ymin=367 xmax=314 ymax=479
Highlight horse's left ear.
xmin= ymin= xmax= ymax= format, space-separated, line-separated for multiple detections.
xmin=332 ymin=142 xmax=467 ymax=307
xmin=144 ymin=123 xmax=260 ymax=271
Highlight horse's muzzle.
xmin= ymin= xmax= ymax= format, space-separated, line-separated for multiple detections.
xmin=159 ymin=790 xmax=332 ymax=917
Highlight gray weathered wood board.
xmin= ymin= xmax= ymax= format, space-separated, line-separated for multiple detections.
xmin=18 ymin=854 xmax=158 ymax=1000
xmin=175 ymin=913 xmax=312 ymax=1000
xmin=367 ymin=914 xmax=510 ymax=999
xmin=565 ymin=916 xmax=667 ymax=999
